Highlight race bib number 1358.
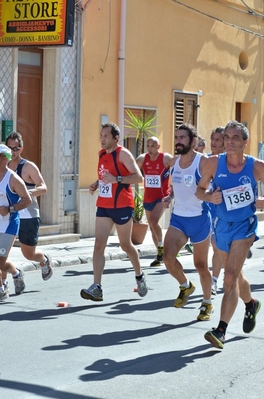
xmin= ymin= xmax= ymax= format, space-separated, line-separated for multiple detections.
xmin=222 ymin=183 xmax=254 ymax=211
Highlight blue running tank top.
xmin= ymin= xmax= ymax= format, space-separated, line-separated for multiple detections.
xmin=214 ymin=153 xmax=257 ymax=222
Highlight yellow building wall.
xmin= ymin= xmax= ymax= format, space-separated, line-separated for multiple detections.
xmin=80 ymin=0 xmax=264 ymax=188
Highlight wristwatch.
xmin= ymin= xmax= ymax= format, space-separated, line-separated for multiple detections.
xmin=9 ymin=205 xmax=15 ymax=213
xmin=116 ymin=176 xmax=123 ymax=183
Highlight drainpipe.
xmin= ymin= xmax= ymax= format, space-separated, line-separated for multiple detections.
xmin=74 ymin=10 xmax=82 ymax=233
xmin=118 ymin=0 xmax=127 ymax=143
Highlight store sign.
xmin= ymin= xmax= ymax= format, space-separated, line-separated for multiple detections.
xmin=0 ymin=0 xmax=75 ymax=47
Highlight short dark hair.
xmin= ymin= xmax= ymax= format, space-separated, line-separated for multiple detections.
xmin=101 ymin=122 xmax=120 ymax=139
xmin=6 ymin=131 xmax=24 ymax=147
xmin=177 ymin=123 xmax=197 ymax=142
xmin=224 ymin=120 xmax=249 ymax=140
xmin=210 ymin=126 xmax=225 ymax=139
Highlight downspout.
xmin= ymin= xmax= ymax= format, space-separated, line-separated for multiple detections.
xmin=118 ymin=0 xmax=127 ymax=143
xmin=74 ymin=10 xmax=82 ymax=232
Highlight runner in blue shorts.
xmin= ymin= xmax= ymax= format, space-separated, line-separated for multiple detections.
xmin=163 ymin=123 xmax=213 ymax=322
xmin=197 ymin=120 xmax=264 ymax=349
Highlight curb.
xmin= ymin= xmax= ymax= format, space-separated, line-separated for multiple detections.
xmin=15 ymin=246 xmax=159 ymax=273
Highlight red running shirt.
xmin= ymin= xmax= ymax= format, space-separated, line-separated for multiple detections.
xmin=96 ymin=146 xmax=134 ymax=209
xmin=141 ymin=152 xmax=170 ymax=203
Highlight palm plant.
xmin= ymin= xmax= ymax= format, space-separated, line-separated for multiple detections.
xmin=124 ymin=109 xmax=160 ymax=156
xmin=124 ymin=109 xmax=160 ymax=222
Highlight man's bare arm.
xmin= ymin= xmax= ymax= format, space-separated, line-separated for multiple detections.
xmin=23 ymin=161 xmax=47 ymax=197
xmin=196 ymin=157 xmax=222 ymax=204
xmin=101 ymin=148 xmax=143 ymax=185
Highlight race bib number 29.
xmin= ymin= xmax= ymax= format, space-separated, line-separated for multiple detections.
xmin=99 ymin=181 xmax=112 ymax=198
xmin=222 ymin=183 xmax=254 ymax=211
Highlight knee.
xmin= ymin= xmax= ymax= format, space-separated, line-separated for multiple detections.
xmin=195 ymin=261 xmax=209 ymax=275
xmin=94 ymin=241 xmax=106 ymax=254
xmin=21 ymin=249 xmax=34 ymax=260
xmin=223 ymin=269 xmax=237 ymax=289
xmin=163 ymin=252 xmax=174 ymax=270
xmin=149 ymin=219 xmax=160 ymax=230
xmin=120 ymin=241 xmax=133 ymax=253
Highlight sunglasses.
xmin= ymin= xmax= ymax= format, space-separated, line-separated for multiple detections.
xmin=8 ymin=146 xmax=21 ymax=152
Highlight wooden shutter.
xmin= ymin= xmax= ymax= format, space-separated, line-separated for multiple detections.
xmin=174 ymin=93 xmax=197 ymax=131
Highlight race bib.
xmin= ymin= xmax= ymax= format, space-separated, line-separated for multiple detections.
xmin=145 ymin=175 xmax=161 ymax=188
xmin=222 ymin=183 xmax=254 ymax=211
xmin=99 ymin=181 xmax=112 ymax=198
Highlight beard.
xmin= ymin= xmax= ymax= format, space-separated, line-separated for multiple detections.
xmin=175 ymin=144 xmax=191 ymax=155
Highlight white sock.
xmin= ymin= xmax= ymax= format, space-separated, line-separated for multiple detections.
xmin=202 ymin=298 xmax=212 ymax=305
xmin=13 ymin=271 xmax=19 ymax=279
xmin=180 ymin=279 xmax=190 ymax=288
xmin=158 ymin=241 xmax=163 ymax=247
xmin=212 ymin=276 xmax=218 ymax=282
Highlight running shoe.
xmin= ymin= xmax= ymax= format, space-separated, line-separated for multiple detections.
xmin=41 ymin=254 xmax=53 ymax=281
xmin=243 ymin=298 xmax=261 ymax=333
xmin=174 ymin=281 xmax=195 ymax=308
xmin=13 ymin=268 xmax=25 ymax=295
xmin=185 ymin=243 xmax=193 ymax=254
xmin=197 ymin=302 xmax=214 ymax=321
xmin=3 ymin=281 xmax=9 ymax=295
xmin=150 ymin=246 xmax=163 ymax=266
xmin=204 ymin=328 xmax=225 ymax=349
xmin=136 ymin=272 xmax=148 ymax=297
xmin=0 ymin=289 xmax=9 ymax=301
xmin=211 ymin=280 xmax=217 ymax=296
xmin=80 ymin=284 xmax=103 ymax=301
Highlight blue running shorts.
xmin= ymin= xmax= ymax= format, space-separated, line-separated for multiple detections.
xmin=143 ymin=198 xmax=162 ymax=211
xmin=214 ymin=215 xmax=258 ymax=253
xmin=96 ymin=207 xmax=133 ymax=225
xmin=169 ymin=211 xmax=212 ymax=244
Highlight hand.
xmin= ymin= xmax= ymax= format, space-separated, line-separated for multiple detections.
xmin=256 ymin=197 xmax=264 ymax=210
xmin=162 ymin=195 xmax=173 ymax=208
xmin=0 ymin=206 xmax=9 ymax=217
xmin=211 ymin=187 xmax=222 ymax=204
xmin=101 ymin=172 xmax=115 ymax=184
xmin=88 ymin=181 xmax=98 ymax=195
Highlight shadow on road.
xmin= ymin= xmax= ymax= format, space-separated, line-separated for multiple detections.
xmin=79 ymin=336 xmax=245 ymax=381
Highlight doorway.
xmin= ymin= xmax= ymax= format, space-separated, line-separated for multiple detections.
xmin=17 ymin=48 xmax=43 ymax=168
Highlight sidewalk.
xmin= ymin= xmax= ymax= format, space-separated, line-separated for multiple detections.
xmin=8 ymin=219 xmax=264 ymax=272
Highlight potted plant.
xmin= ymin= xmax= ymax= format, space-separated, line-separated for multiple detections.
xmin=131 ymin=189 xmax=148 ymax=245
xmin=125 ymin=109 xmax=160 ymax=244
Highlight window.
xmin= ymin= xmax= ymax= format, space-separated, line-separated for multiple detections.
xmin=124 ymin=108 xmax=157 ymax=158
xmin=174 ymin=92 xmax=198 ymax=153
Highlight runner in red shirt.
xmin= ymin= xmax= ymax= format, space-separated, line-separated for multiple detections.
xmin=80 ymin=122 xmax=148 ymax=301
xmin=137 ymin=137 xmax=173 ymax=266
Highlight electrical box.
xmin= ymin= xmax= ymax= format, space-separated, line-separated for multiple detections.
xmin=2 ymin=120 xmax=13 ymax=141
xmin=63 ymin=180 xmax=76 ymax=212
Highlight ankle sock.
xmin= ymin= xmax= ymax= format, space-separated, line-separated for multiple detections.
xmin=180 ymin=280 xmax=190 ymax=289
xmin=245 ymin=299 xmax=255 ymax=312
xmin=217 ymin=320 xmax=228 ymax=335
xmin=13 ymin=271 xmax=19 ymax=279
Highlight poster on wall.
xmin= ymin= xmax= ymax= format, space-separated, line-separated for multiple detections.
xmin=0 ymin=0 xmax=75 ymax=47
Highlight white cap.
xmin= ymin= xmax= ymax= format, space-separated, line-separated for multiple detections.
xmin=0 ymin=144 xmax=12 ymax=161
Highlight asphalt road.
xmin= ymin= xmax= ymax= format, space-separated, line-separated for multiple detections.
xmin=1 ymin=240 xmax=264 ymax=399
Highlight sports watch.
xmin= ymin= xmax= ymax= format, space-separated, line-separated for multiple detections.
xmin=116 ymin=176 xmax=123 ymax=183
xmin=9 ymin=205 xmax=15 ymax=213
